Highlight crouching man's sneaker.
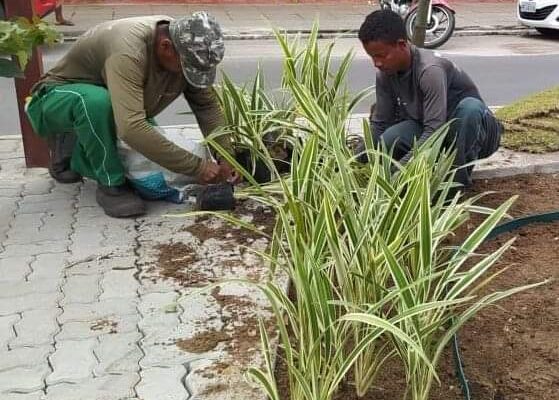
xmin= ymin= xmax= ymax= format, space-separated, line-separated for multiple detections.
xmin=96 ymin=184 xmax=146 ymax=218
xmin=48 ymin=134 xmax=82 ymax=184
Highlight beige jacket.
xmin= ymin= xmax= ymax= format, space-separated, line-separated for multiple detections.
xmin=35 ymin=16 xmax=232 ymax=176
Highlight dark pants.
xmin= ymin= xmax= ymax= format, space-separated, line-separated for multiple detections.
xmin=379 ymin=97 xmax=501 ymax=186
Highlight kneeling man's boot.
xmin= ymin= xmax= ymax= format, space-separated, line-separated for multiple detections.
xmin=96 ymin=183 xmax=146 ymax=218
xmin=48 ymin=134 xmax=82 ymax=184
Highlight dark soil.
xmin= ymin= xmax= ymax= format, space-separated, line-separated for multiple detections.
xmin=184 ymin=202 xmax=275 ymax=246
xmin=276 ymin=173 xmax=559 ymax=400
xmin=466 ymin=173 xmax=559 ymax=216
xmin=154 ymin=200 xmax=276 ymax=287
xmin=176 ymin=329 xmax=230 ymax=354
xmin=176 ymin=285 xmax=275 ymax=379
xmin=151 ymin=199 xmax=278 ymax=382
xmin=154 ymin=242 xmax=205 ymax=286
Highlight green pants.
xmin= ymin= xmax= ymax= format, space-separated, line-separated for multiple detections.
xmin=26 ymin=83 xmax=125 ymax=187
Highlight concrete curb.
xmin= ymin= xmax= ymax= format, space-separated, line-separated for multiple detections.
xmin=2 ymin=131 xmax=558 ymax=180
xmin=131 ymin=125 xmax=559 ymax=181
xmin=60 ymin=25 xmax=533 ymax=42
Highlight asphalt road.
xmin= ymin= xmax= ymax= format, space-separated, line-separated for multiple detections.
xmin=1 ymin=34 xmax=559 ymax=135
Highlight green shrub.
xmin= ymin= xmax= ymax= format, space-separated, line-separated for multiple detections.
xmin=0 ymin=17 xmax=61 ymax=78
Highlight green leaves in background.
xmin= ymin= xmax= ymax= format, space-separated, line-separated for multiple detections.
xmin=0 ymin=16 xmax=61 ymax=78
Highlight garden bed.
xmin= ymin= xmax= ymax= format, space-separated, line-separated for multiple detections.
xmin=276 ymin=172 xmax=559 ymax=400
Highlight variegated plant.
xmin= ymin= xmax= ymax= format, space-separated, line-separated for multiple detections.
xmin=191 ymin=22 xmax=545 ymax=400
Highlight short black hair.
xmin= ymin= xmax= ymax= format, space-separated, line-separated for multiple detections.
xmin=358 ymin=9 xmax=407 ymax=44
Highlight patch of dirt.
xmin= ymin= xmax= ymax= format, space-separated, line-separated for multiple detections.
xmin=90 ymin=319 xmax=118 ymax=334
xmin=153 ymin=200 xmax=276 ymax=287
xmin=154 ymin=242 xmax=209 ymax=286
xmin=275 ymin=173 xmax=559 ymax=400
xmin=176 ymin=285 xmax=275 ymax=379
xmin=210 ymin=286 xmax=273 ymax=359
xmin=466 ymin=173 xmax=559 ymax=216
xmin=447 ymin=221 xmax=559 ymax=400
xmin=198 ymin=383 xmax=228 ymax=396
xmin=199 ymin=361 xmax=230 ymax=379
xmin=176 ymin=330 xmax=230 ymax=354
xmin=184 ymin=201 xmax=275 ymax=246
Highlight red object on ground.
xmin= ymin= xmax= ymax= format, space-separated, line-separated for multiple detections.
xmin=34 ymin=0 xmax=57 ymax=17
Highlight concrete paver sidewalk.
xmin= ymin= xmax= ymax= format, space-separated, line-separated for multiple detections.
xmin=1 ymin=116 xmax=559 ymax=398
xmin=43 ymin=2 xmax=525 ymax=40
xmin=0 ymin=133 xmax=277 ymax=400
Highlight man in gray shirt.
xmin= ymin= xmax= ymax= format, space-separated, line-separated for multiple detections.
xmin=358 ymin=9 xmax=502 ymax=186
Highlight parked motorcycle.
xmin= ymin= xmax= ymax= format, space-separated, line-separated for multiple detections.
xmin=379 ymin=0 xmax=456 ymax=49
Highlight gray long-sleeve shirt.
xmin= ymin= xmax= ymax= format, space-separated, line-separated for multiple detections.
xmin=371 ymin=46 xmax=482 ymax=150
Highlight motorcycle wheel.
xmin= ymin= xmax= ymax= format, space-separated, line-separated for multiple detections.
xmin=405 ymin=5 xmax=455 ymax=49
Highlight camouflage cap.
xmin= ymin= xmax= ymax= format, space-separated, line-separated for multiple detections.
xmin=169 ymin=11 xmax=225 ymax=88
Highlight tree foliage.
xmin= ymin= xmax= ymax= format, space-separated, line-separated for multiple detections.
xmin=0 ymin=16 xmax=61 ymax=77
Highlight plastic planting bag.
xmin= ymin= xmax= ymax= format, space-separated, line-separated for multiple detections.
xmin=118 ymin=126 xmax=208 ymax=203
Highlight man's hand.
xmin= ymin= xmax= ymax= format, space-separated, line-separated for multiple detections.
xmin=196 ymin=160 xmax=241 ymax=185
xmin=196 ymin=160 xmax=222 ymax=184
xmin=218 ymin=160 xmax=242 ymax=184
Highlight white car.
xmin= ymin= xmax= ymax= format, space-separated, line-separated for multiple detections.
xmin=517 ymin=0 xmax=559 ymax=36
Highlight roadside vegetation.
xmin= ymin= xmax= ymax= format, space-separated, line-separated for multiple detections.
xmin=182 ymin=25 xmax=545 ymax=400
xmin=0 ymin=16 xmax=61 ymax=78
xmin=496 ymin=86 xmax=559 ymax=153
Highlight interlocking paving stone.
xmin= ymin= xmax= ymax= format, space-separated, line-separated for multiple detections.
xmin=20 ymin=192 xmax=75 ymax=205
xmin=18 ymin=199 xmax=75 ymax=215
xmin=56 ymin=317 xmax=138 ymax=341
xmin=0 ymin=292 xmax=62 ymax=316
xmin=0 ymin=188 xmax=22 ymax=198
xmin=65 ymin=256 xmax=136 ymax=276
xmin=0 ymin=314 xmax=19 ymax=350
xmin=5 ymin=210 xmax=71 ymax=246
xmin=69 ymin=227 xmax=107 ymax=260
xmin=93 ymin=331 xmax=142 ymax=375
xmin=27 ymin=253 xmax=69 ymax=281
xmin=22 ymin=180 xmax=54 ymax=196
xmin=1 ymin=391 xmax=45 ymax=400
xmin=102 ymin=223 xmax=137 ymax=247
xmin=0 ymin=257 xmax=32 ymax=283
xmin=45 ymin=373 xmax=139 ymax=400
xmin=136 ymin=366 xmax=189 ymax=400
xmin=186 ymin=358 xmax=264 ymax=400
xmin=0 ymin=278 xmax=60 ymax=298
xmin=0 ymin=197 xmax=18 ymax=239
xmin=138 ymin=292 xmax=180 ymax=317
xmin=1 ymin=242 xmax=70 ymax=258
xmin=139 ymin=342 xmax=198 ymax=369
xmin=7 ymin=213 xmax=42 ymax=236
xmin=61 ymin=274 xmax=101 ymax=305
xmin=59 ymin=299 xmax=138 ymax=323
xmin=0 ymin=345 xmax=53 ymax=371
xmin=11 ymin=308 xmax=61 ymax=348
xmin=0 ymin=365 xmax=50 ymax=393
xmin=99 ymin=269 xmax=138 ymax=300
xmin=47 ymin=339 xmax=97 ymax=385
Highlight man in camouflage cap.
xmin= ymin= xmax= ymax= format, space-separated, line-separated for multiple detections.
xmin=26 ymin=11 xmax=238 ymax=218
xmin=170 ymin=11 xmax=225 ymax=89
